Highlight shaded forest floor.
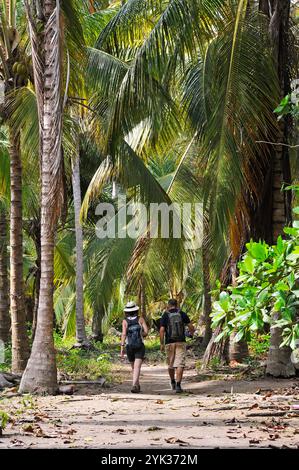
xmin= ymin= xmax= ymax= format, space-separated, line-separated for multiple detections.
xmin=1 ymin=343 xmax=299 ymax=449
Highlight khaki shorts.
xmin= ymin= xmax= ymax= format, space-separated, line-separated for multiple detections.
xmin=166 ymin=342 xmax=186 ymax=369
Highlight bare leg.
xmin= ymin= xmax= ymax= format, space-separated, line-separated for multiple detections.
xmin=133 ymin=358 xmax=143 ymax=386
xmin=176 ymin=367 xmax=184 ymax=383
xmin=130 ymin=362 xmax=134 ymax=382
xmin=168 ymin=368 xmax=175 ymax=381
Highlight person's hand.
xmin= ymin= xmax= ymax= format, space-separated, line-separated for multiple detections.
xmin=160 ymin=344 xmax=165 ymax=352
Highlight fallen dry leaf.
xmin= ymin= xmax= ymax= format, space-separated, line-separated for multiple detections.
xmin=268 ymin=433 xmax=280 ymax=441
xmin=249 ymin=438 xmax=260 ymax=444
xmin=165 ymin=437 xmax=188 ymax=445
xmin=225 ymin=418 xmax=239 ymax=424
xmin=113 ymin=428 xmax=127 ymax=435
xmin=62 ymin=428 xmax=77 ymax=435
xmin=9 ymin=439 xmax=25 ymax=447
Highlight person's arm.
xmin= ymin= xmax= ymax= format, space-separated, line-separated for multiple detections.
xmin=120 ymin=320 xmax=127 ymax=357
xmin=160 ymin=326 xmax=165 ymax=351
xmin=182 ymin=312 xmax=195 ymax=337
xmin=187 ymin=322 xmax=195 ymax=337
xmin=140 ymin=317 xmax=149 ymax=337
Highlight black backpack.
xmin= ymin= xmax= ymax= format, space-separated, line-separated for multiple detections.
xmin=126 ymin=316 xmax=143 ymax=348
xmin=166 ymin=309 xmax=185 ymax=342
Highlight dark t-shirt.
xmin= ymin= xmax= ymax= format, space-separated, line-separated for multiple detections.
xmin=160 ymin=308 xmax=191 ymax=344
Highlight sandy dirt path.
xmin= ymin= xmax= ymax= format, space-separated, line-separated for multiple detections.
xmin=1 ymin=361 xmax=299 ymax=449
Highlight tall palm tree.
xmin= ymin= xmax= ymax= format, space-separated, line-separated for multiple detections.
xmin=258 ymin=0 xmax=296 ymax=377
xmin=0 ymin=206 xmax=9 ymax=344
xmin=20 ymin=0 xmax=85 ymax=393
xmin=201 ymin=225 xmax=212 ymax=348
xmin=0 ymin=130 xmax=10 ymax=344
xmin=71 ymin=135 xmax=89 ymax=346
xmin=20 ymin=0 xmax=65 ymax=393
xmin=0 ymin=1 xmax=30 ymax=372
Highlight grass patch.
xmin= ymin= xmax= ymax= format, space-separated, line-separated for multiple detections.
xmin=248 ymin=334 xmax=270 ymax=359
xmin=144 ymin=336 xmax=164 ymax=362
xmin=0 ymin=344 xmax=12 ymax=373
xmin=55 ymin=332 xmax=118 ymax=381
xmin=56 ymin=349 xmax=112 ymax=381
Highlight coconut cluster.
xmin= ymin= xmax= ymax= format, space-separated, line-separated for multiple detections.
xmin=12 ymin=58 xmax=31 ymax=87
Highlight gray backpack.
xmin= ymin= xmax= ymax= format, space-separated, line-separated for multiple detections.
xmin=166 ymin=310 xmax=185 ymax=342
xmin=126 ymin=316 xmax=143 ymax=348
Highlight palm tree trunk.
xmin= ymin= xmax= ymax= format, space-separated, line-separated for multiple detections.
xmin=259 ymin=0 xmax=294 ymax=377
xmin=229 ymin=331 xmax=249 ymax=363
xmin=9 ymin=130 xmax=29 ymax=373
xmin=72 ymin=150 xmax=88 ymax=345
xmin=20 ymin=0 xmax=63 ymax=394
xmin=138 ymin=277 xmax=149 ymax=324
xmin=20 ymin=210 xmax=58 ymax=393
xmin=202 ymin=325 xmax=230 ymax=369
xmin=266 ymin=314 xmax=295 ymax=377
xmin=201 ymin=243 xmax=212 ymax=349
xmin=92 ymin=304 xmax=104 ymax=342
xmin=269 ymin=0 xmax=292 ymax=240
xmin=31 ymin=232 xmax=41 ymax=341
xmin=0 ymin=207 xmax=10 ymax=344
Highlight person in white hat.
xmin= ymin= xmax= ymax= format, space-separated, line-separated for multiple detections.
xmin=120 ymin=301 xmax=148 ymax=393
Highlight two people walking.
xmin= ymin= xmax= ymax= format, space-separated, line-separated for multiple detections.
xmin=120 ymin=299 xmax=195 ymax=394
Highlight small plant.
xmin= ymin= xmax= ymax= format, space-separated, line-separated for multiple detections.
xmin=209 ymin=357 xmax=221 ymax=370
xmin=0 ymin=344 xmax=12 ymax=372
xmin=0 ymin=411 xmax=9 ymax=435
xmin=20 ymin=394 xmax=36 ymax=410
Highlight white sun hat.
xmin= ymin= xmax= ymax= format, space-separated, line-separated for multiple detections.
xmin=124 ymin=301 xmax=139 ymax=313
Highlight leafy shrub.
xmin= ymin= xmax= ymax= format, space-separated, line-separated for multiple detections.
xmin=211 ymin=185 xmax=299 ymax=350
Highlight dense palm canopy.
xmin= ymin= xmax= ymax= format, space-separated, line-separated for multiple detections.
xmin=0 ymin=0 xmax=298 ymax=392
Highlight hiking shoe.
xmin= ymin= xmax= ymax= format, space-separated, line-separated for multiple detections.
xmin=131 ymin=384 xmax=141 ymax=393
xmin=175 ymin=383 xmax=183 ymax=394
xmin=171 ymin=380 xmax=176 ymax=391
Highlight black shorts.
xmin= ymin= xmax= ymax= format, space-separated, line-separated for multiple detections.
xmin=126 ymin=343 xmax=145 ymax=362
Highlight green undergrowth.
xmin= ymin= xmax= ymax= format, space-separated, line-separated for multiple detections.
xmin=0 ymin=344 xmax=12 ymax=373
xmin=54 ymin=333 xmax=119 ymax=381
